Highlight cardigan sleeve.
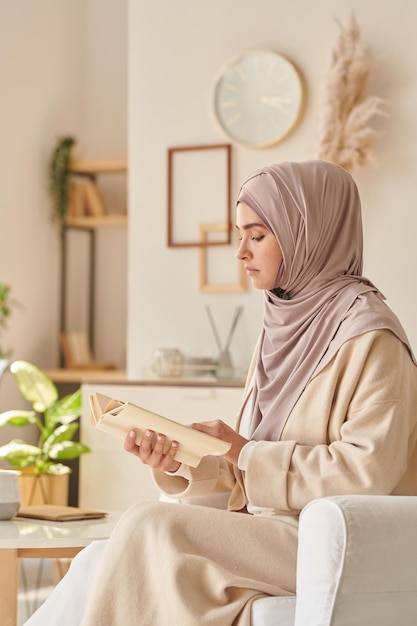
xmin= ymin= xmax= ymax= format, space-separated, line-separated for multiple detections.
xmin=151 ymin=337 xmax=261 ymax=502
xmin=239 ymin=330 xmax=417 ymax=515
xmin=152 ymin=452 xmax=237 ymax=499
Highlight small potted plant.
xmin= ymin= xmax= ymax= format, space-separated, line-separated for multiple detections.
xmin=48 ymin=135 xmax=76 ymax=229
xmin=0 ymin=360 xmax=90 ymax=505
xmin=0 ymin=281 xmax=17 ymax=380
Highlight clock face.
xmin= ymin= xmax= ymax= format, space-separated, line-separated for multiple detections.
xmin=212 ymin=49 xmax=304 ymax=148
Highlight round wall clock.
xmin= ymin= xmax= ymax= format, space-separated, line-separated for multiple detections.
xmin=212 ymin=49 xmax=304 ymax=149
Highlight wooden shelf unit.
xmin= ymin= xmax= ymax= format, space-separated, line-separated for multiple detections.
xmin=60 ymin=158 xmax=128 ymax=368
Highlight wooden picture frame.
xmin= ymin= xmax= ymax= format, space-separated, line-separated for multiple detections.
xmin=167 ymin=143 xmax=232 ymax=248
xmin=198 ymin=222 xmax=247 ymax=293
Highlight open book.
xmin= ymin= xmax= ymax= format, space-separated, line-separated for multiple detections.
xmin=90 ymin=392 xmax=231 ymax=468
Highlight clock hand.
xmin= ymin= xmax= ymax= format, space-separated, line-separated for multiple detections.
xmin=258 ymin=96 xmax=293 ymax=105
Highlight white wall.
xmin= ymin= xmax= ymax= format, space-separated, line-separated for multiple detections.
xmin=127 ymin=0 xmax=417 ymax=378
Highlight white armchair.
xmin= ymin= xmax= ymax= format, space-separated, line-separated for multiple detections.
xmin=25 ymin=494 xmax=417 ymax=625
xmin=252 ymin=495 xmax=417 ymax=626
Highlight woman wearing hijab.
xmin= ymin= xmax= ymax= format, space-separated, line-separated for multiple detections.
xmin=25 ymin=160 xmax=417 ymax=626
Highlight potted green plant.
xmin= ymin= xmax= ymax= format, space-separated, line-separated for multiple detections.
xmin=48 ymin=135 xmax=76 ymax=228
xmin=0 ymin=360 xmax=90 ymax=504
xmin=0 ymin=281 xmax=14 ymax=358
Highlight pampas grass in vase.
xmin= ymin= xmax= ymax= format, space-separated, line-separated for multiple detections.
xmin=315 ymin=12 xmax=385 ymax=172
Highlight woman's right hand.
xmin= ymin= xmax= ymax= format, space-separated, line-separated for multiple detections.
xmin=124 ymin=429 xmax=181 ymax=473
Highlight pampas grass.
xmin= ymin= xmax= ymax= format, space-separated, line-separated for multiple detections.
xmin=315 ymin=12 xmax=385 ymax=171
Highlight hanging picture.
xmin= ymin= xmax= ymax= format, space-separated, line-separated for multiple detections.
xmin=167 ymin=144 xmax=232 ymax=247
xmin=198 ymin=222 xmax=246 ymax=293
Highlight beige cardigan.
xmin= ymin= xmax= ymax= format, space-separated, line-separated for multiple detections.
xmin=81 ymin=330 xmax=417 ymax=626
xmin=154 ymin=329 xmax=417 ymax=515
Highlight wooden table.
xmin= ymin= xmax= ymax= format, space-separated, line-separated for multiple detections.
xmin=0 ymin=512 xmax=121 ymax=626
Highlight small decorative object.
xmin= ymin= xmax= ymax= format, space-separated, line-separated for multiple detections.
xmin=151 ymin=348 xmax=184 ymax=377
xmin=212 ymin=49 xmax=304 ymax=148
xmin=183 ymin=355 xmax=217 ymax=377
xmin=48 ymin=135 xmax=76 ymax=227
xmin=205 ymin=305 xmax=243 ymax=379
xmin=315 ymin=12 xmax=384 ymax=171
xmin=0 ymin=361 xmax=90 ymax=477
xmin=216 ymin=348 xmax=234 ymax=380
xmin=0 ymin=469 xmax=20 ymax=520
xmin=60 ymin=331 xmax=115 ymax=370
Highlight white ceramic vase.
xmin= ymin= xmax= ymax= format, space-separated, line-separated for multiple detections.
xmin=0 ymin=469 xmax=21 ymax=520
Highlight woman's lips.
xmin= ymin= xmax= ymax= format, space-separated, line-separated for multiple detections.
xmin=245 ymin=267 xmax=259 ymax=276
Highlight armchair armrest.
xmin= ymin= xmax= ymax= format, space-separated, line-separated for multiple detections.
xmin=294 ymin=495 xmax=417 ymax=626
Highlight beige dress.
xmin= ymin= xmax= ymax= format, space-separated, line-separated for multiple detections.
xmin=81 ymin=330 xmax=417 ymax=626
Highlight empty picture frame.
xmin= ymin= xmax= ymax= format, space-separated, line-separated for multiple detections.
xmin=198 ymin=222 xmax=247 ymax=293
xmin=167 ymin=143 xmax=232 ymax=247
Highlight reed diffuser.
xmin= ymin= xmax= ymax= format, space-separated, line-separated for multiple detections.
xmin=205 ymin=305 xmax=243 ymax=379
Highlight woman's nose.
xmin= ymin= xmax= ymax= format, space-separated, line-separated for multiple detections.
xmin=236 ymin=241 xmax=248 ymax=261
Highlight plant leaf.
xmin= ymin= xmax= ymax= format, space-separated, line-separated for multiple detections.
xmin=55 ymin=388 xmax=82 ymax=416
xmin=48 ymin=441 xmax=90 ymax=461
xmin=0 ymin=410 xmax=37 ymax=427
xmin=48 ymin=135 xmax=76 ymax=223
xmin=43 ymin=423 xmax=79 ymax=449
xmin=44 ymin=389 xmax=82 ymax=431
xmin=10 ymin=360 xmax=58 ymax=412
xmin=44 ymin=462 xmax=72 ymax=475
xmin=0 ymin=439 xmax=41 ymax=466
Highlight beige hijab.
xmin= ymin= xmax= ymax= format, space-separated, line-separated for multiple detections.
xmin=237 ymin=160 xmax=414 ymax=441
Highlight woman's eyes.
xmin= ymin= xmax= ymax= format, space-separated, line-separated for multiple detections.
xmin=237 ymin=235 xmax=265 ymax=242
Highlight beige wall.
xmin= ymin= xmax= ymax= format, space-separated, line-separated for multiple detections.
xmin=0 ymin=1 xmax=83 ymax=410
xmin=0 ymin=0 xmax=127 ymax=414
xmin=66 ymin=0 xmax=128 ymax=369
xmin=1 ymin=0 xmax=416 ymax=414
xmin=128 ymin=0 xmax=417 ymax=378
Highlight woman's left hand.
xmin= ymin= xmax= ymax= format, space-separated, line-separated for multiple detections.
xmin=190 ymin=420 xmax=249 ymax=466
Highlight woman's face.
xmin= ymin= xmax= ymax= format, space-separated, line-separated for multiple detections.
xmin=236 ymin=202 xmax=283 ymax=290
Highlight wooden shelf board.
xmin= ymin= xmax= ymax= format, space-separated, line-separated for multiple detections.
xmin=69 ymin=158 xmax=127 ymax=174
xmin=64 ymin=214 xmax=127 ymax=229
xmin=43 ymin=368 xmax=127 ymax=384
xmin=43 ymin=369 xmax=245 ymax=387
